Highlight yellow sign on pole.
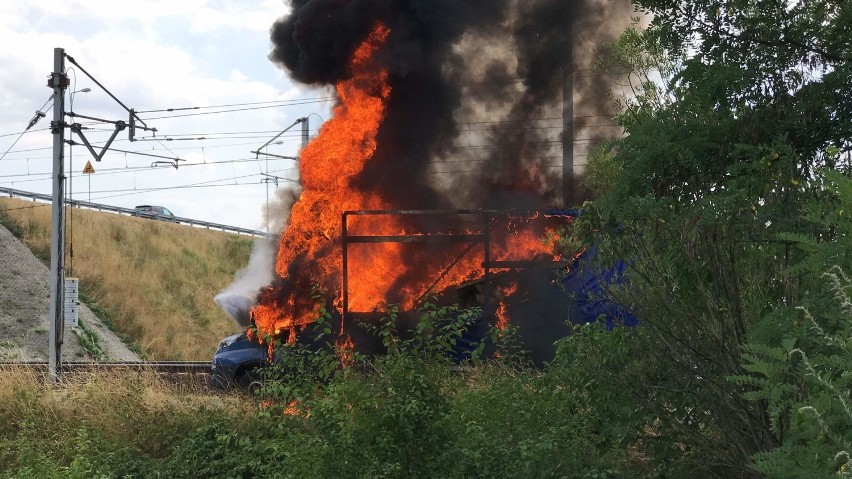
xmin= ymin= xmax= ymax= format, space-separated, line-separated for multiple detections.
xmin=82 ymin=161 xmax=95 ymax=174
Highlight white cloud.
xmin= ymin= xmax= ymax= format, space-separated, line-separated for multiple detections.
xmin=0 ymin=1 xmax=328 ymax=231
xmin=15 ymin=0 xmax=289 ymax=34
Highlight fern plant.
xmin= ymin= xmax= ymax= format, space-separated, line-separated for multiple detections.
xmin=778 ymin=169 xmax=852 ymax=276
xmin=745 ymin=268 xmax=852 ymax=478
xmin=738 ymin=169 xmax=852 ymax=478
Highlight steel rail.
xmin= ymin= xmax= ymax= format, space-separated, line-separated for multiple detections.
xmin=0 ymin=361 xmax=211 ymax=375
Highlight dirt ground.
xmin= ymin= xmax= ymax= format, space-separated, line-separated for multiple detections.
xmin=0 ymin=223 xmax=140 ymax=362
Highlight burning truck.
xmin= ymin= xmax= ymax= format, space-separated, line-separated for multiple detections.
xmin=210 ymin=209 xmax=636 ymax=389
xmin=212 ymin=0 xmax=635 ymax=386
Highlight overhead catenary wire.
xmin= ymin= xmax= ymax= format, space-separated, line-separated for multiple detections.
xmin=0 ymin=121 xmax=603 ymax=160
xmin=0 ymin=157 xmax=301 ymax=183
xmin=137 ymin=98 xmax=333 ymax=121
xmin=0 ymin=142 xmax=298 ymax=164
xmin=2 ymin=117 xmax=614 ymax=160
xmin=136 ymin=129 xmax=318 ymax=139
xmin=88 ymin=166 xmax=296 ymax=201
xmin=0 ymin=133 xmax=313 ymax=159
xmin=0 ymin=146 xmax=592 ymax=186
xmin=134 ymin=97 xmax=336 ymax=114
xmin=0 ymin=131 xmax=619 ymax=180
xmin=1 ymin=116 xmax=591 ymax=155
xmin=0 ymin=125 xmax=579 ymax=158
xmin=0 ymin=127 xmax=51 ymax=139
xmin=0 ymin=95 xmax=56 ymax=162
xmin=0 ymin=131 xmax=35 ymax=163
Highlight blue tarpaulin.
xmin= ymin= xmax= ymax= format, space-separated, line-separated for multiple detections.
xmin=561 ymin=247 xmax=638 ymax=329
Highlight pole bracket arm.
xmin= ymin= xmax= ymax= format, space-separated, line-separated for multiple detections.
xmin=151 ymin=160 xmax=183 ymax=170
xmin=71 ymin=120 xmax=126 ymax=162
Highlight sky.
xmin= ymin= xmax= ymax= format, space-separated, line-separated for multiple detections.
xmin=0 ymin=0 xmax=333 ymax=232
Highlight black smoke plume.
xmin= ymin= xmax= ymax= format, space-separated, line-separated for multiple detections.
xmin=271 ymin=0 xmax=629 ymax=210
xmin=267 ymin=0 xmax=632 ymax=361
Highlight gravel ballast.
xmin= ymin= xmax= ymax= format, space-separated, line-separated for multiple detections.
xmin=0 ymin=222 xmax=140 ymax=362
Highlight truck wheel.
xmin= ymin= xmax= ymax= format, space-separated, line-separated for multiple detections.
xmin=238 ymin=367 xmax=264 ymax=394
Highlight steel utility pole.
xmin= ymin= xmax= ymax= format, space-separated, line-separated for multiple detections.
xmin=562 ymin=24 xmax=574 ymax=208
xmin=48 ymin=47 xmax=68 ymax=382
xmin=301 ymin=116 xmax=310 ymax=149
xmin=252 ymin=117 xmax=309 ymax=232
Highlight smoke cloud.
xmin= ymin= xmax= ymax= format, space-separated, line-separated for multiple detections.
xmin=214 ymin=237 xmax=278 ymax=326
xmin=270 ymin=0 xmax=629 ymax=211
xmin=253 ymin=0 xmax=633 ymax=359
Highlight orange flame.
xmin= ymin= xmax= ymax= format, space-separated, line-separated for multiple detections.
xmin=253 ymin=24 xmax=394 ymax=339
xmin=252 ymin=22 xmax=571 ymax=348
xmin=284 ymin=401 xmax=300 ymax=416
xmin=495 ymin=283 xmax=519 ymax=331
xmin=337 ymin=335 xmax=355 ymax=367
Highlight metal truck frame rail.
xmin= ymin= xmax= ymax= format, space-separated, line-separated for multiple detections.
xmin=341 ymin=209 xmax=573 ymax=323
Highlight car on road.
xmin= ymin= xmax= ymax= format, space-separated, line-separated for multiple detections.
xmin=133 ymin=205 xmax=177 ymax=222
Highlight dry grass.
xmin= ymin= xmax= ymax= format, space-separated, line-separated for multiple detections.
xmin=0 ymin=198 xmax=253 ymax=360
xmin=0 ymin=365 xmax=251 ymax=466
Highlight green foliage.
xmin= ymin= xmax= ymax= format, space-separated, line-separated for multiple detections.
xmin=597 ymin=21 xmax=680 ymax=116
xmin=570 ymin=0 xmax=852 ymax=475
xmin=740 ymin=268 xmax=852 ymax=478
xmin=778 ymin=169 xmax=852 ymax=275
xmin=74 ymin=319 xmax=106 ymax=360
xmin=63 ymin=427 xmax=155 ymax=479
xmin=448 ymin=363 xmax=637 ymax=479
xmin=585 ymin=142 xmax=621 ymax=197
xmin=734 ymin=172 xmax=852 ymax=477
xmin=156 ymin=417 xmax=293 ymax=479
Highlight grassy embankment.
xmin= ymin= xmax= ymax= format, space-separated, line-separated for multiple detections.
xmin=0 ymin=331 xmax=640 ymax=479
xmin=0 ymin=197 xmax=253 ymax=360
xmin=0 ymin=366 xmax=253 ymax=478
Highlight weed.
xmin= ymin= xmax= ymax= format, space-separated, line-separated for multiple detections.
xmin=75 ymin=320 xmax=105 ymax=360
xmin=0 ymin=209 xmax=25 ymax=239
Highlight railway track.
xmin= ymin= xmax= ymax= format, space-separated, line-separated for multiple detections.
xmin=0 ymin=361 xmax=211 ymax=374
xmin=0 ymin=362 xmax=214 ymax=388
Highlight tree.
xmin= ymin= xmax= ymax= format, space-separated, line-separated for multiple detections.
xmin=568 ymin=1 xmax=851 ymax=476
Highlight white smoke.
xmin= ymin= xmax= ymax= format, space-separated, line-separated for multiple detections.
xmin=215 ymin=183 xmax=302 ymax=326
xmin=214 ymin=236 xmax=279 ymax=326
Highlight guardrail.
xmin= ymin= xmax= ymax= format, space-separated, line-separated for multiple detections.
xmin=0 ymin=186 xmax=271 ymax=237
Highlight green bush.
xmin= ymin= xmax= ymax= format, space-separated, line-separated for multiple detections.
xmin=734 ymin=170 xmax=852 ymax=478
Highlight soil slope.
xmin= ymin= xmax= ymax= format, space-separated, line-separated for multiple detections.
xmin=0 ymin=223 xmax=140 ymax=362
